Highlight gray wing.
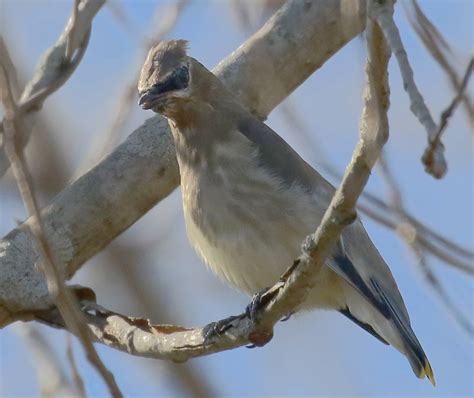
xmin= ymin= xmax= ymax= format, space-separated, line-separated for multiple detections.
xmin=236 ymin=112 xmax=433 ymax=381
xmin=237 ymin=114 xmax=410 ymax=322
xmin=236 ymin=115 xmax=335 ymax=198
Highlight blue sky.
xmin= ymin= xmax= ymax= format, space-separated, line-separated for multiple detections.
xmin=1 ymin=0 xmax=473 ymax=396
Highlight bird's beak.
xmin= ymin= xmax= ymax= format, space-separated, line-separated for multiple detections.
xmin=138 ymin=91 xmax=155 ymax=110
xmin=138 ymin=87 xmax=170 ymax=110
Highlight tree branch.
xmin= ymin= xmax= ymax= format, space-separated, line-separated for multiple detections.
xmin=0 ymin=0 xmax=104 ymax=176
xmin=405 ymin=0 xmax=474 ymax=126
xmin=423 ymin=58 xmax=474 ymax=166
xmin=1 ymin=42 xmax=123 ymax=398
xmin=377 ymin=153 xmax=473 ymax=336
xmin=371 ymin=0 xmax=447 ymax=178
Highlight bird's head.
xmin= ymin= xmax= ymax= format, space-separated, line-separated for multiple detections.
xmin=138 ymin=40 xmax=195 ymax=116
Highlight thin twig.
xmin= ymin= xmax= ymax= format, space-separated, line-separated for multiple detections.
xmin=423 ymin=58 xmax=474 ymax=165
xmin=0 ymin=0 xmax=104 ymax=177
xmin=405 ymin=0 xmax=474 ymax=126
xmin=15 ymin=324 xmax=78 ymax=397
xmin=371 ymin=0 xmax=447 ymax=178
xmin=378 ymin=153 xmax=473 ymax=336
xmin=0 ymin=55 xmax=123 ymax=398
xmin=105 ymin=0 xmax=138 ymax=39
xmin=17 ymin=29 xmax=92 ymax=116
xmin=0 ymin=38 xmax=20 ymax=97
xmin=407 ymin=242 xmax=474 ymax=337
xmin=66 ymin=333 xmax=87 ymax=398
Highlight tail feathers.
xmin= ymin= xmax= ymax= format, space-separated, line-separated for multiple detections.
xmin=420 ymin=359 xmax=436 ymax=387
xmin=371 ymin=280 xmax=436 ymax=386
xmin=388 ymin=305 xmax=436 ymax=386
xmin=342 ymin=282 xmax=435 ymax=386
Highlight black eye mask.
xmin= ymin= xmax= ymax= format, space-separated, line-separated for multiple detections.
xmin=152 ymin=65 xmax=189 ymax=95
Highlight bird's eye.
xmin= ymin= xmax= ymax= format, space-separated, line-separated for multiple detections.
xmin=173 ymin=65 xmax=189 ymax=85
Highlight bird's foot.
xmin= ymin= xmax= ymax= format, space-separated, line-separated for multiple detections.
xmin=203 ymin=286 xmax=286 ymax=346
xmin=245 ymin=289 xmax=268 ymax=322
xmin=202 ymin=313 xmax=245 ymax=343
xmin=245 ymin=284 xmax=288 ymax=322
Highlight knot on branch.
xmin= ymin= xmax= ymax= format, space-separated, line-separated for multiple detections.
xmin=422 ymin=142 xmax=447 ymax=179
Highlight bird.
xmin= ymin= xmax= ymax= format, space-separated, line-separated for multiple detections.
xmin=137 ymin=40 xmax=435 ymax=385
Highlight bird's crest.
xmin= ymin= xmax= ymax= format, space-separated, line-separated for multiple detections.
xmin=138 ymin=40 xmax=189 ymax=94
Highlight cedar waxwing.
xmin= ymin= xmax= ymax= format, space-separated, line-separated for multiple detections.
xmin=138 ymin=40 xmax=435 ymax=385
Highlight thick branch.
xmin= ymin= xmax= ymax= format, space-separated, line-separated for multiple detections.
xmin=0 ymin=0 xmax=367 ymax=323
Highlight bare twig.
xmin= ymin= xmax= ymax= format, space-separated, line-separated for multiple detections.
xmin=0 ymin=38 xmax=20 ymax=98
xmin=417 ymin=238 xmax=474 ymax=275
xmin=423 ymin=58 xmax=474 ymax=167
xmin=37 ymin=1 xmax=392 ymax=367
xmin=371 ymin=0 xmax=447 ymax=178
xmin=407 ymin=242 xmax=474 ymax=337
xmin=378 ymin=153 xmax=473 ymax=336
xmin=0 ymin=38 xmax=71 ymax=195
xmin=405 ymin=0 xmax=474 ymax=125
xmin=355 ymin=201 xmax=474 ymax=275
xmin=106 ymin=0 xmax=138 ymax=40
xmin=66 ymin=333 xmax=87 ymax=398
xmin=15 ymin=324 xmax=78 ymax=397
xmin=406 ymin=215 xmax=473 ymax=259
xmin=0 ymin=0 xmax=104 ymax=177
xmin=0 ymin=50 xmax=123 ymax=398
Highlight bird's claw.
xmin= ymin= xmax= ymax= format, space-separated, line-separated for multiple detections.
xmin=245 ymin=288 xmax=293 ymax=324
xmin=203 ymin=286 xmax=288 ymax=344
xmin=245 ymin=288 xmax=271 ymax=322
xmin=202 ymin=314 xmax=245 ymax=343
xmin=280 ymin=312 xmax=293 ymax=322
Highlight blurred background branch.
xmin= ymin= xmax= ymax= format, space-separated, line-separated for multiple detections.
xmin=404 ymin=0 xmax=474 ymax=127
xmin=0 ymin=0 xmax=104 ymax=176
xmin=15 ymin=324 xmax=80 ymax=398
xmin=1 ymin=16 xmax=123 ymax=397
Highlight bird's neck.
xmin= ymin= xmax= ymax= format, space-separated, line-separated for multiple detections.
xmin=169 ymin=102 xmax=240 ymax=176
